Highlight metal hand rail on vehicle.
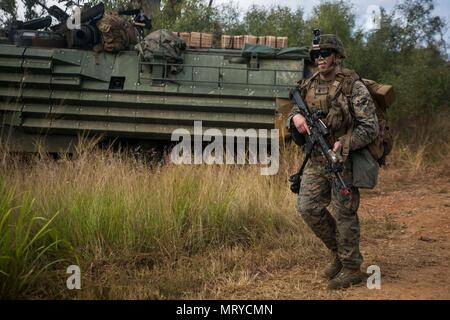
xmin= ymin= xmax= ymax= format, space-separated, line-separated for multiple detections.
xmin=139 ymin=60 xmax=302 ymax=89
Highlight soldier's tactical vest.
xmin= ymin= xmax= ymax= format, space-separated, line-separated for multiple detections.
xmin=298 ymin=68 xmax=394 ymax=165
xmin=298 ymin=68 xmax=358 ymax=158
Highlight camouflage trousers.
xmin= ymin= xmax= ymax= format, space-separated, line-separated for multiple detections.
xmin=297 ymin=158 xmax=363 ymax=269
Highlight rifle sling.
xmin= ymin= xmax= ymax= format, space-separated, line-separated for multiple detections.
xmin=297 ymin=145 xmax=313 ymax=177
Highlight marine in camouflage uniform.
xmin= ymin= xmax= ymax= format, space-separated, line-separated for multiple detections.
xmin=287 ymin=33 xmax=379 ymax=289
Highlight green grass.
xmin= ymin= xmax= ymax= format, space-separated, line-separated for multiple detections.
xmin=0 ymin=182 xmax=70 ymax=298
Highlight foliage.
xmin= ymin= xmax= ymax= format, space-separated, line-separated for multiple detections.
xmin=305 ymin=0 xmax=355 ymax=46
xmin=0 ymin=0 xmax=17 ymax=24
xmin=0 ymin=183 xmax=71 ymax=298
xmin=241 ymin=5 xmax=305 ymax=46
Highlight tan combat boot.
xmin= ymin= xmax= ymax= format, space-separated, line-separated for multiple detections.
xmin=327 ymin=267 xmax=363 ymax=289
xmin=323 ymin=251 xmax=342 ymax=280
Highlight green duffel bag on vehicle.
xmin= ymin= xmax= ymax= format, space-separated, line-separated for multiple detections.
xmin=350 ymin=147 xmax=379 ymax=189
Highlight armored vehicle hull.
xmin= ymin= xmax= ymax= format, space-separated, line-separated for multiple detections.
xmin=0 ymin=44 xmax=311 ymax=152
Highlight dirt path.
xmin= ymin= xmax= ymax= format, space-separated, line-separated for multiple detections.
xmin=219 ymin=176 xmax=450 ymax=299
xmin=345 ymin=180 xmax=450 ymax=299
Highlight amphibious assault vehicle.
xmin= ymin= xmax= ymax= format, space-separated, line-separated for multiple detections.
xmin=0 ymin=3 xmax=313 ymax=153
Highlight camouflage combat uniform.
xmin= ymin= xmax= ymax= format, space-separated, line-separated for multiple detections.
xmin=287 ymin=69 xmax=379 ymax=270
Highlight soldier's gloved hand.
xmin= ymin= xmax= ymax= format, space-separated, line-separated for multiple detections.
xmin=332 ymin=140 xmax=342 ymax=153
xmin=332 ymin=141 xmax=344 ymax=163
xmin=292 ymin=114 xmax=311 ymax=135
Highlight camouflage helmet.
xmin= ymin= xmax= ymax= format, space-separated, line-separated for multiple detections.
xmin=311 ymin=34 xmax=346 ymax=58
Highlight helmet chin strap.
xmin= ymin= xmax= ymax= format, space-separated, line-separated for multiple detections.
xmin=334 ymin=57 xmax=344 ymax=69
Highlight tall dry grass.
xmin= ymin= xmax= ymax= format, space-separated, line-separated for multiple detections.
xmin=0 ymin=113 xmax=448 ymax=299
xmin=382 ymin=112 xmax=450 ymax=182
xmin=0 ymin=142 xmax=316 ymax=298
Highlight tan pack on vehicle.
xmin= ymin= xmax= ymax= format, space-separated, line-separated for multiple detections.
xmin=96 ymin=13 xmax=137 ymax=53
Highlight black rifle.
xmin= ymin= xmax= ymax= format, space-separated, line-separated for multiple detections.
xmin=34 ymin=0 xmax=69 ymax=23
xmin=118 ymin=8 xmax=152 ymax=37
xmin=289 ymin=88 xmax=351 ymax=196
xmin=34 ymin=1 xmax=104 ymax=33
xmin=49 ymin=2 xmax=105 ymax=49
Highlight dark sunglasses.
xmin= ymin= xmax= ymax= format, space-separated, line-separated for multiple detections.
xmin=311 ymin=49 xmax=334 ymax=60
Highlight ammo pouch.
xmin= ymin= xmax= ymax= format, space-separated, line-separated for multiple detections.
xmin=289 ymin=125 xmax=306 ymax=147
xmin=350 ymin=147 xmax=379 ymax=189
xmin=289 ymin=172 xmax=301 ymax=194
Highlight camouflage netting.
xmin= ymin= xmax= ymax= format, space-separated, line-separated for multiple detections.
xmin=96 ymin=13 xmax=137 ymax=53
xmin=135 ymin=29 xmax=187 ymax=73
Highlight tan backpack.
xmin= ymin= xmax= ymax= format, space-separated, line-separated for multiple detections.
xmin=96 ymin=13 xmax=137 ymax=53
xmin=338 ymin=70 xmax=395 ymax=165
xmin=361 ymin=79 xmax=395 ymax=165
